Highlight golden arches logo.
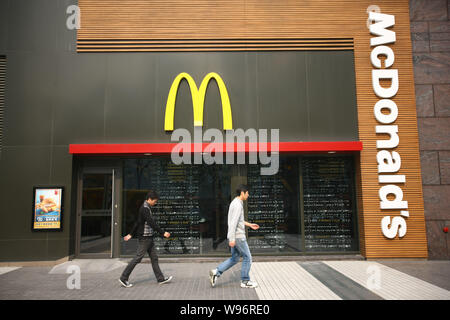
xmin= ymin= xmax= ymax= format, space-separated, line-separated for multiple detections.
xmin=164 ymin=72 xmax=233 ymax=131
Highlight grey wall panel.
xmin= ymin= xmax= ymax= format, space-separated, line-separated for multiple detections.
xmin=6 ymin=0 xmax=58 ymax=53
xmin=234 ymin=53 xmax=258 ymax=133
xmin=0 ymin=147 xmax=51 ymax=240
xmin=50 ymin=146 xmax=72 ymax=185
xmin=47 ymin=239 xmax=70 ymax=260
xmin=104 ymin=53 xmax=157 ymax=143
xmin=0 ymin=146 xmax=72 ymax=261
xmin=0 ymin=240 xmax=48 ymax=261
xmin=332 ymin=52 xmax=359 ymax=140
xmin=1 ymin=0 xmax=77 ymax=53
xmin=48 ymin=146 xmax=72 ymax=239
xmin=307 ymin=51 xmax=358 ymax=141
xmin=53 ymin=52 xmax=107 ymax=145
xmin=0 ymin=0 xmax=8 ymax=52
xmin=3 ymin=52 xmax=56 ymax=146
xmin=256 ymin=51 xmax=309 ymax=141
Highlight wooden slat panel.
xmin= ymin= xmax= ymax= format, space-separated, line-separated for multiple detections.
xmin=77 ymin=47 xmax=354 ymax=52
xmin=78 ymin=39 xmax=355 ymax=44
xmin=77 ymin=38 xmax=354 ymax=51
xmin=77 ymin=0 xmax=427 ymax=259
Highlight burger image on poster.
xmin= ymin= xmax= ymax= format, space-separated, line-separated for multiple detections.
xmin=35 ymin=190 xmax=60 ymax=215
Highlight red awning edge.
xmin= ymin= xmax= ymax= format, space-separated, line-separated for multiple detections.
xmin=69 ymin=141 xmax=363 ymax=155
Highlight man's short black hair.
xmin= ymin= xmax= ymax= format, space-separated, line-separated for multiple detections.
xmin=146 ymin=190 xmax=159 ymax=201
xmin=236 ymin=184 xmax=249 ymax=196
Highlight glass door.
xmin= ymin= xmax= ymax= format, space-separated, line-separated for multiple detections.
xmin=77 ymin=168 xmax=120 ymax=257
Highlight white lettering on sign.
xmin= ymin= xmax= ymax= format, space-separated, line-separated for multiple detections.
xmin=369 ymin=9 xmax=408 ymax=239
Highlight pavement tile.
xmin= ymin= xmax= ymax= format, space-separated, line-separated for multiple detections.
xmin=0 ymin=260 xmax=449 ymax=300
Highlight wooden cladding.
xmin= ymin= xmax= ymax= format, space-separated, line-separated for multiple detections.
xmin=77 ymin=0 xmax=428 ymax=259
xmin=77 ymin=38 xmax=354 ymax=52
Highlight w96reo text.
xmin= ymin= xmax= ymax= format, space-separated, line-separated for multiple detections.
xmin=179 ymin=304 xmax=270 ymax=317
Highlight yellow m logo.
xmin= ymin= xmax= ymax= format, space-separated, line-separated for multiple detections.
xmin=164 ymin=72 xmax=233 ymax=131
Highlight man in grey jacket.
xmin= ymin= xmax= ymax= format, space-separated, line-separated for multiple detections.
xmin=209 ymin=184 xmax=260 ymax=288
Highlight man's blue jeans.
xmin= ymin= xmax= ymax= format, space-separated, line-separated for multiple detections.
xmin=216 ymin=238 xmax=252 ymax=281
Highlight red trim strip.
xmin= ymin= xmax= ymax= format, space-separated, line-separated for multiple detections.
xmin=69 ymin=141 xmax=362 ymax=154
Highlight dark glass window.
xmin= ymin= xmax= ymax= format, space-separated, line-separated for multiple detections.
xmin=80 ymin=173 xmax=113 ymax=254
xmin=247 ymin=156 xmax=301 ymax=253
xmin=120 ymin=155 xmax=358 ymax=256
xmin=121 ymin=157 xmax=233 ymax=255
xmin=302 ymin=156 xmax=359 ymax=252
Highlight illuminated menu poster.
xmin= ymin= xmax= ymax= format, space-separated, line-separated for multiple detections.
xmin=32 ymin=187 xmax=63 ymax=231
xmin=152 ymin=161 xmax=201 ymax=255
xmin=302 ymin=157 xmax=357 ymax=252
xmin=246 ymin=165 xmax=287 ymax=253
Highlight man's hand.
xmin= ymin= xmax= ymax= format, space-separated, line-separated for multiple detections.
xmin=164 ymin=232 xmax=171 ymax=238
xmin=123 ymin=234 xmax=132 ymax=242
xmin=229 ymin=240 xmax=236 ymax=248
xmin=249 ymin=223 xmax=260 ymax=230
xmin=245 ymin=221 xmax=260 ymax=230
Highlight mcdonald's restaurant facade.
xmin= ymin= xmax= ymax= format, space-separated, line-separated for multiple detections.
xmin=0 ymin=0 xmax=434 ymax=262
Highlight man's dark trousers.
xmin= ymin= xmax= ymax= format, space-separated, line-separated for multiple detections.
xmin=121 ymin=237 xmax=164 ymax=282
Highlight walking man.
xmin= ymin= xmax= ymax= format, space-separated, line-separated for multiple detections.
xmin=209 ymin=184 xmax=260 ymax=288
xmin=119 ymin=190 xmax=172 ymax=287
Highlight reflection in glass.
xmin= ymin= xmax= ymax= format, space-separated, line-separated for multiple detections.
xmin=247 ymin=156 xmax=301 ymax=253
xmin=122 ymin=158 xmax=232 ymax=255
xmin=302 ymin=157 xmax=358 ymax=252
xmin=120 ymin=155 xmax=358 ymax=256
xmin=80 ymin=173 xmax=112 ymax=254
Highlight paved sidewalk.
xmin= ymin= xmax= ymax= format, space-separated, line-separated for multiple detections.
xmin=0 ymin=259 xmax=449 ymax=300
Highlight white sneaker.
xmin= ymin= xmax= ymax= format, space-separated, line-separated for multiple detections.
xmin=209 ymin=269 xmax=218 ymax=287
xmin=158 ymin=276 xmax=173 ymax=284
xmin=118 ymin=278 xmax=133 ymax=288
xmin=240 ymin=280 xmax=258 ymax=288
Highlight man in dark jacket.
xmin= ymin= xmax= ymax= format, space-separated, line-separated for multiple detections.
xmin=119 ymin=190 xmax=172 ymax=288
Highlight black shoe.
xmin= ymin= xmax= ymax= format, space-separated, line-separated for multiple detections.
xmin=158 ymin=276 xmax=173 ymax=284
xmin=118 ymin=278 xmax=133 ymax=288
xmin=240 ymin=280 xmax=258 ymax=288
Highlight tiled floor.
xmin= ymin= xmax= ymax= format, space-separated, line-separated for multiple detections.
xmin=0 ymin=259 xmax=449 ymax=300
